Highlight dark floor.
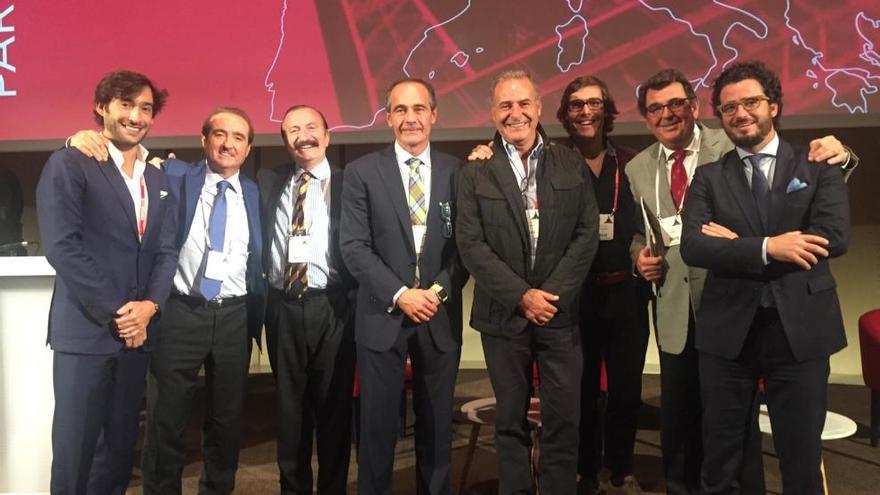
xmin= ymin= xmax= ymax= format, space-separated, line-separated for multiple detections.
xmin=125 ymin=370 xmax=880 ymax=494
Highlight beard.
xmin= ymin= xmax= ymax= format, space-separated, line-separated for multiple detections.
xmin=728 ymin=116 xmax=773 ymax=149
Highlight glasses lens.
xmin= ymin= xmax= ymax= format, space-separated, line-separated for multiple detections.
xmin=720 ymin=103 xmax=737 ymax=114
xmin=743 ymin=97 xmax=761 ymax=110
xmin=668 ymin=98 xmax=687 ymax=110
xmin=646 ymin=103 xmax=663 ymax=115
xmin=567 ymin=99 xmax=585 ymax=113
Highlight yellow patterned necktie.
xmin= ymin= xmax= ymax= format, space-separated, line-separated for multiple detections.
xmin=407 ymin=157 xmax=427 ymax=226
xmin=285 ymin=171 xmax=311 ymax=295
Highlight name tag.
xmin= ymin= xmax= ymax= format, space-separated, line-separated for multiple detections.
xmin=599 ymin=213 xmax=614 ymax=241
xmin=412 ymin=225 xmax=427 ymax=255
xmin=204 ymin=250 xmax=228 ymax=280
xmin=658 ymin=214 xmax=683 ymax=247
xmin=526 ymin=208 xmax=540 ymax=240
xmin=287 ymin=234 xmax=311 ymax=263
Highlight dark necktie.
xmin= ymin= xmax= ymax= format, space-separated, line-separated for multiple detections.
xmin=669 ymin=149 xmax=688 ymax=208
xmin=199 ymin=180 xmax=230 ymax=301
xmin=748 ymin=154 xmax=770 ymax=232
xmin=286 ymin=172 xmax=311 ymax=295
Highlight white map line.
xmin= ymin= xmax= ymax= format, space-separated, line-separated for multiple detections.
xmin=554 ymin=15 xmax=589 ymax=73
xmin=402 ymin=0 xmax=473 ymax=77
xmin=263 ymin=0 xmax=289 ymax=123
xmin=782 ymin=0 xmax=878 ymax=113
xmin=857 ymin=12 xmax=879 ymax=68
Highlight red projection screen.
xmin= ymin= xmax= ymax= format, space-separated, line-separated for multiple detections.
xmin=0 ymin=1 xmax=878 ymax=149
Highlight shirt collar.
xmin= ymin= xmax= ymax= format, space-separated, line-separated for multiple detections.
xmin=203 ymin=161 xmax=241 ymax=192
xmin=295 ymin=157 xmax=330 ymax=182
xmin=736 ymin=132 xmax=780 ymax=162
xmin=394 ymin=141 xmax=431 ymax=169
xmin=658 ymin=124 xmax=701 ymax=162
xmin=502 ymin=134 xmax=544 ymax=161
xmin=107 ymin=140 xmax=149 ymax=174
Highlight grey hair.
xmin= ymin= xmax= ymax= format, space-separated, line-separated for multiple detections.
xmin=490 ymin=69 xmax=539 ymax=98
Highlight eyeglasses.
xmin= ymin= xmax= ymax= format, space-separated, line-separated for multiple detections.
xmin=566 ymin=98 xmax=604 ymax=113
xmin=716 ymin=95 xmax=770 ymax=115
xmin=439 ymin=202 xmax=452 ymax=238
xmin=645 ymin=97 xmax=692 ymax=116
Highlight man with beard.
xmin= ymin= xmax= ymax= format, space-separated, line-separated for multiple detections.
xmin=257 ymin=105 xmax=356 ymax=494
xmin=680 ymin=60 xmax=849 ymax=494
xmin=340 ymin=78 xmax=466 ymax=495
xmin=457 ymin=70 xmax=599 ymax=494
xmin=37 ymin=70 xmax=179 ymax=493
xmin=625 ymin=68 xmax=856 ymax=495
xmin=69 ymin=108 xmax=266 ymax=494
xmin=469 ymin=75 xmax=649 ymax=495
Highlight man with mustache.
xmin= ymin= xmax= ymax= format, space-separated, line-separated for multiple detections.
xmin=681 ymin=60 xmax=849 ymax=494
xmin=625 ymin=68 xmax=857 ymax=495
xmin=38 ymin=70 xmax=179 ymax=493
xmin=69 ymin=108 xmax=267 ymax=494
xmin=256 ymin=105 xmax=356 ymax=494
xmin=457 ymin=70 xmax=599 ymax=494
xmin=340 ymin=78 xmax=466 ymax=495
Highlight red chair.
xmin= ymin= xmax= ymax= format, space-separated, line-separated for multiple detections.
xmin=858 ymin=309 xmax=880 ymax=447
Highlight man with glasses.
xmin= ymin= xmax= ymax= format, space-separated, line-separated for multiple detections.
xmin=457 ymin=70 xmax=599 ymax=494
xmin=625 ymin=68 xmax=856 ymax=494
xmin=681 ymin=60 xmax=849 ymax=494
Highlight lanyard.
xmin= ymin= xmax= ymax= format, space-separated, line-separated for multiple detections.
xmin=654 ymin=152 xmax=691 ymax=217
xmin=608 ymin=152 xmax=620 ymax=215
xmin=137 ymin=175 xmax=147 ymax=240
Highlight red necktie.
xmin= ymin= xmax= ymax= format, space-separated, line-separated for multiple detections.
xmin=669 ymin=149 xmax=687 ymax=208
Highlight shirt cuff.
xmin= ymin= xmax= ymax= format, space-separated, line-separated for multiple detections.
xmin=387 ymin=286 xmax=408 ymax=313
xmin=761 ymin=237 xmax=769 ymax=265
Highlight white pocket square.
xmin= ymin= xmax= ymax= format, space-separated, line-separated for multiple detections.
xmin=786 ymin=178 xmax=808 ymax=193
xmin=159 ymin=190 xmax=168 ymax=199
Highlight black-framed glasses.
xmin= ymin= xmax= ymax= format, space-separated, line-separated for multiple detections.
xmin=716 ymin=95 xmax=770 ymax=115
xmin=439 ymin=201 xmax=452 ymax=238
xmin=645 ymin=97 xmax=692 ymax=116
xmin=566 ymin=98 xmax=604 ymax=113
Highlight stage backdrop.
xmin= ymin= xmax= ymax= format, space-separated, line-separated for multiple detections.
xmin=0 ymin=0 xmax=878 ymax=144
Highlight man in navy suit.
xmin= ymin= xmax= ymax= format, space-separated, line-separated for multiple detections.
xmin=257 ymin=105 xmax=357 ymax=494
xmin=70 ymin=107 xmax=266 ymax=494
xmin=681 ymin=61 xmax=849 ymax=494
xmin=340 ymin=78 xmax=466 ymax=495
xmin=37 ymin=70 xmax=179 ymax=494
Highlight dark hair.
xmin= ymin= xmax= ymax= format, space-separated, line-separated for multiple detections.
xmin=201 ymin=107 xmax=255 ymax=144
xmin=279 ymin=104 xmax=329 ymax=145
xmin=711 ymin=60 xmax=783 ymax=127
xmin=92 ymin=70 xmax=168 ymax=125
xmin=556 ymin=75 xmax=618 ymax=137
xmin=384 ymin=78 xmax=437 ymax=111
xmin=636 ymin=69 xmax=696 ymax=116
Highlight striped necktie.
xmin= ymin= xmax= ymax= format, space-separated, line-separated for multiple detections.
xmin=285 ymin=171 xmax=311 ymax=295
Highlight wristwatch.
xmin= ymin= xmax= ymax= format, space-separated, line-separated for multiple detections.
xmin=430 ymin=282 xmax=448 ymax=303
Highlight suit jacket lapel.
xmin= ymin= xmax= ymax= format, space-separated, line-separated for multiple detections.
xmin=141 ymin=167 xmax=162 ymax=245
xmin=488 ymin=155 xmax=529 ymax=245
xmin=722 ymin=153 xmax=764 ymax=234
xmin=769 ymin=139 xmax=796 ymax=234
xmin=241 ymin=179 xmax=261 ymax=256
xmin=535 ymin=149 xmax=554 ymax=257
xmin=182 ymin=162 xmax=207 ymax=247
xmin=377 ymin=146 xmax=417 ymax=255
xmin=424 ymin=151 xmax=449 ymax=259
xmin=98 ymin=159 xmax=139 ymax=239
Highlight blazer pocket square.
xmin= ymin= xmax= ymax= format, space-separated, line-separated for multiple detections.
xmin=159 ymin=190 xmax=169 ymax=199
xmin=786 ymin=178 xmax=808 ymax=193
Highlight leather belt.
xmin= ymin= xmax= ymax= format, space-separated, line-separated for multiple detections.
xmin=171 ymin=292 xmax=246 ymax=309
xmin=586 ymin=271 xmax=632 ymax=287
xmin=271 ymin=287 xmax=337 ymax=302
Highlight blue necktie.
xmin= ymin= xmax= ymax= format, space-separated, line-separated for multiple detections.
xmin=748 ymin=154 xmax=770 ymax=232
xmin=199 ymin=181 xmax=230 ymax=301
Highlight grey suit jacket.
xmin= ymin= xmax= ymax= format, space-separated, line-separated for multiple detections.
xmin=625 ymin=124 xmax=732 ymax=354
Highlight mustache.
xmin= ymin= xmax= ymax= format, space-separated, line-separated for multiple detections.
xmin=294 ymin=138 xmax=320 ymax=150
xmin=398 ymin=124 xmax=423 ymax=132
xmin=731 ymin=117 xmax=756 ymax=127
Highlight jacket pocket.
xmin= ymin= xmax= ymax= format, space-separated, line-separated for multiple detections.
xmin=807 ymin=274 xmax=836 ymax=294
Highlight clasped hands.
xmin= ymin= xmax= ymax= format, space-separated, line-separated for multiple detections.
xmin=115 ymin=300 xmax=158 ymax=349
xmin=519 ymin=288 xmax=559 ymax=326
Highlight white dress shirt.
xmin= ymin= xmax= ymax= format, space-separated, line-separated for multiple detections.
xmin=107 ymin=141 xmax=149 ymax=234
xmin=658 ymin=124 xmax=703 ymax=211
xmin=268 ymin=158 xmax=333 ymax=291
xmin=173 ymin=164 xmax=249 ymax=297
